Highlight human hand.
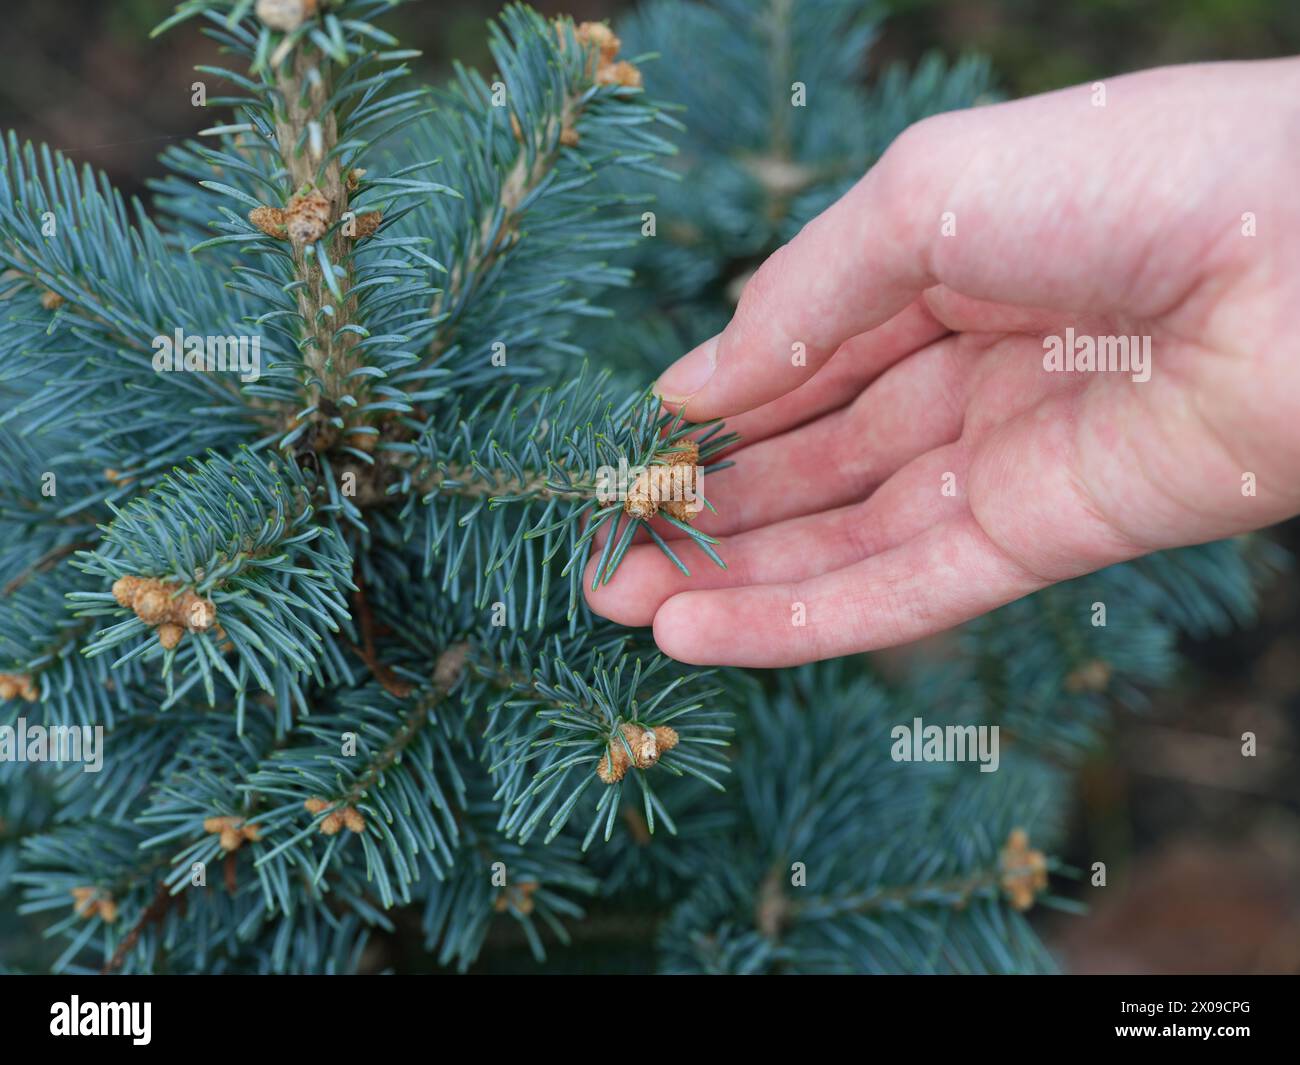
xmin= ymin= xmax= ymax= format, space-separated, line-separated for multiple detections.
xmin=585 ymin=58 xmax=1300 ymax=666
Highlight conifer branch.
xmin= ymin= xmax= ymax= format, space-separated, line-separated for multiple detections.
xmin=266 ymin=46 xmax=364 ymax=444
xmin=1 ymin=0 xmax=1273 ymax=978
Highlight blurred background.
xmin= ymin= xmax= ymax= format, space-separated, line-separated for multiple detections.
xmin=7 ymin=0 xmax=1300 ymax=202
xmin=2 ymin=0 xmax=1298 ymax=973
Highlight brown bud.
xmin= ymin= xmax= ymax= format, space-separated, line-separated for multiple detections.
xmin=999 ymin=827 xmax=1049 ymax=912
xmin=179 ymin=592 xmax=216 ymax=632
xmin=40 ymin=290 xmax=64 ymax=310
xmin=661 ymin=463 xmax=701 ymax=522
xmin=157 ymin=622 xmax=184 ymax=651
xmin=597 ymin=722 xmax=677 ymax=782
xmin=248 ymin=205 xmax=288 ymax=239
xmin=71 ymin=886 xmax=96 ymax=916
xmin=256 ymin=0 xmax=319 ymax=33
xmin=597 ymin=739 xmax=630 ymax=784
xmin=623 ymin=467 xmax=660 ymax=520
xmin=285 ymin=188 xmax=331 ymax=245
xmin=597 ymin=61 xmax=643 ymax=89
xmin=576 ymin=22 xmax=620 ymax=63
xmin=71 ymin=887 xmax=118 ymax=923
xmin=494 ymin=880 xmax=539 ymax=915
xmin=661 ymin=498 xmax=693 ymax=523
xmin=111 ymin=575 xmax=143 ymax=609
xmin=634 ymin=724 xmax=658 ymax=768
xmin=434 ymin=643 xmax=470 ymax=693
xmin=666 ymin=440 xmax=700 ymax=467
xmin=631 ymin=722 xmax=679 ymax=769
xmin=133 ymin=585 xmax=171 ymax=625
xmin=351 ymin=211 xmax=383 ymax=239
xmin=624 ymin=440 xmax=702 ymax=521
xmin=653 ymin=725 xmax=679 ymax=754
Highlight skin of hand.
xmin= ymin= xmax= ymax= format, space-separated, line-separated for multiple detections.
xmin=583 ymin=58 xmax=1300 ymax=667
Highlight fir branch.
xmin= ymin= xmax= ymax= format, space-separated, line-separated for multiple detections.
xmin=100 ymin=880 xmax=176 ymax=975
xmin=69 ymin=449 xmax=354 ymax=728
xmin=0 ymin=0 xmax=1272 ymax=979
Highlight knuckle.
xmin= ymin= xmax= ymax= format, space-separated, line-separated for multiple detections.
xmin=735 ymin=245 xmax=791 ymax=319
xmin=869 ymin=110 xmax=970 ymax=250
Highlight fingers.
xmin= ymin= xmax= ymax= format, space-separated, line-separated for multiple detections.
xmin=586 ymin=505 xmax=880 ymax=626
xmin=649 ymin=513 xmax=1047 ymax=667
xmin=666 ymin=332 xmax=974 ymax=540
xmin=921 ymin=287 xmax=1067 ymax=337
xmin=656 ymin=64 xmax=1234 ymax=422
xmin=586 ymin=444 xmax=968 ymax=627
xmin=713 ymin=298 xmax=948 ymax=449
xmin=590 ymin=301 xmax=949 ymax=555
xmin=595 ymin=379 xmax=1154 ymax=664
xmin=653 ymin=155 xmax=937 ymax=418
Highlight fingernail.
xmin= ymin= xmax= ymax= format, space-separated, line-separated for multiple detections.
xmin=655 ymin=336 xmax=718 ymax=403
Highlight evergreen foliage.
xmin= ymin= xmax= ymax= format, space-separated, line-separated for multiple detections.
xmin=0 ymin=0 xmax=1276 ymax=974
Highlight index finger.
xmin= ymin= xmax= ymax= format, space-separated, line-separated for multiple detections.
xmin=654 ymin=62 xmax=1247 ymax=421
xmin=653 ymin=151 xmax=935 ymax=418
